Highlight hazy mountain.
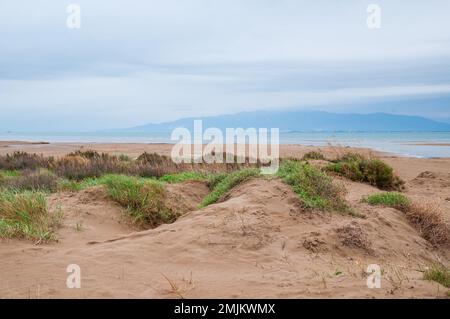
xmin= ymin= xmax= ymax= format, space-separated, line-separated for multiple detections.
xmin=122 ymin=111 xmax=450 ymax=132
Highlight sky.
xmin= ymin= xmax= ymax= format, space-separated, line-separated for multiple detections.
xmin=1 ymin=0 xmax=450 ymax=131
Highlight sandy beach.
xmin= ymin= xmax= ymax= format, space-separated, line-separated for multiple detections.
xmin=0 ymin=141 xmax=448 ymax=298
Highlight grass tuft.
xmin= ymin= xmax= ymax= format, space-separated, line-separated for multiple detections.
xmin=277 ymin=160 xmax=353 ymax=214
xmin=200 ymin=168 xmax=260 ymax=207
xmin=423 ymin=263 xmax=450 ymax=288
xmin=363 ymin=192 xmax=410 ymax=210
xmin=100 ymin=174 xmax=177 ymax=228
xmin=0 ymin=190 xmax=61 ymax=242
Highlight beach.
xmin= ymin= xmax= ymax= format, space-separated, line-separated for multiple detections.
xmin=0 ymin=141 xmax=449 ymax=298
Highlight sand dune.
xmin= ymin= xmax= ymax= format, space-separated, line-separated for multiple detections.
xmin=0 ymin=144 xmax=449 ymax=298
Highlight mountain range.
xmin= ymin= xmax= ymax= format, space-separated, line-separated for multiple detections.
xmin=121 ymin=111 xmax=450 ymax=132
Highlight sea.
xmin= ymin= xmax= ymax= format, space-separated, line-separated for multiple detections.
xmin=1 ymin=131 xmax=450 ymax=158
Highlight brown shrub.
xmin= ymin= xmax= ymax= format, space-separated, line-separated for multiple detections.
xmin=0 ymin=152 xmax=53 ymax=170
xmin=405 ymin=202 xmax=449 ymax=246
xmin=3 ymin=169 xmax=58 ymax=192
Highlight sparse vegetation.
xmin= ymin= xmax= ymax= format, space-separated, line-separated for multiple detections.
xmin=326 ymin=153 xmax=404 ymax=190
xmin=423 ymin=263 xmax=450 ymax=288
xmin=0 ymin=190 xmax=61 ymax=242
xmin=200 ymin=168 xmax=261 ymax=207
xmin=363 ymin=192 xmax=410 ymax=210
xmin=101 ymin=174 xmax=177 ymax=228
xmin=277 ymin=159 xmax=352 ymax=213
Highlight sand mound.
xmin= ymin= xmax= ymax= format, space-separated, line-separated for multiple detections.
xmin=1 ymin=177 xmax=448 ymax=298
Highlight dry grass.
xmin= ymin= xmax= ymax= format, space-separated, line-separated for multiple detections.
xmin=1 ymin=169 xmax=59 ymax=192
xmin=336 ymin=222 xmax=371 ymax=250
xmin=405 ymin=202 xmax=449 ymax=246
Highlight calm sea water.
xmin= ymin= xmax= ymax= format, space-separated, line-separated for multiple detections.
xmin=1 ymin=131 xmax=450 ymax=158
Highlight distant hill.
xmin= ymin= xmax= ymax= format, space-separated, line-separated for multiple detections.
xmin=121 ymin=111 xmax=450 ymax=132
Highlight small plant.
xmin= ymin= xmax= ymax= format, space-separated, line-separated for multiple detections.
xmin=200 ymin=168 xmax=260 ymax=207
xmin=277 ymin=160 xmax=351 ymax=213
xmin=302 ymin=151 xmax=325 ymax=160
xmin=101 ymin=174 xmax=177 ymax=227
xmin=75 ymin=222 xmax=83 ymax=232
xmin=0 ymin=191 xmax=61 ymax=242
xmin=363 ymin=192 xmax=410 ymax=210
xmin=423 ymin=263 xmax=450 ymax=288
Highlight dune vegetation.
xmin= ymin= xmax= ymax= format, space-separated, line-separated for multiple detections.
xmin=0 ymin=190 xmax=61 ymax=242
xmin=364 ymin=191 xmax=449 ymax=246
xmin=326 ymin=152 xmax=404 ymax=190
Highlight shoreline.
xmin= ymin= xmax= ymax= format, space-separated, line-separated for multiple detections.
xmin=0 ymin=140 xmax=448 ymax=159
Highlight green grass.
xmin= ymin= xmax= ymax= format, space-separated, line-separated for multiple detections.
xmin=0 ymin=170 xmax=21 ymax=178
xmin=100 ymin=174 xmax=177 ymax=227
xmin=363 ymin=192 xmax=410 ymax=209
xmin=277 ymin=159 xmax=353 ymax=214
xmin=0 ymin=190 xmax=61 ymax=242
xmin=159 ymin=171 xmax=207 ymax=184
xmin=326 ymin=153 xmax=404 ymax=190
xmin=200 ymin=168 xmax=261 ymax=207
xmin=423 ymin=263 xmax=450 ymax=288
xmin=57 ymin=177 xmax=101 ymax=192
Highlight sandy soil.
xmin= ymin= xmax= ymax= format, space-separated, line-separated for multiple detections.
xmin=0 ymin=142 xmax=449 ymax=298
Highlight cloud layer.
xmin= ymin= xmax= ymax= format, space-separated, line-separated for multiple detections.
xmin=1 ymin=0 xmax=450 ymax=130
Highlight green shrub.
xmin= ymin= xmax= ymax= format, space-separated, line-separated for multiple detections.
xmin=278 ymin=160 xmax=351 ymax=213
xmin=423 ymin=263 xmax=450 ymax=288
xmin=326 ymin=153 xmax=404 ymax=190
xmin=364 ymin=192 xmax=410 ymax=210
xmin=0 ymin=191 xmax=61 ymax=242
xmin=101 ymin=174 xmax=177 ymax=227
xmin=200 ymin=168 xmax=260 ymax=207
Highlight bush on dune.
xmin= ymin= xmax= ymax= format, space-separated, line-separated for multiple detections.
xmin=0 ymin=190 xmax=61 ymax=242
xmin=100 ymin=174 xmax=177 ymax=227
xmin=277 ymin=159 xmax=353 ymax=214
xmin=326 ymin=152 xmax=404 ymax=190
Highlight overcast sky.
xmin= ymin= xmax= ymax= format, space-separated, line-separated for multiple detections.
xmin=1 ymin=0 xmax=450 ymax=131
